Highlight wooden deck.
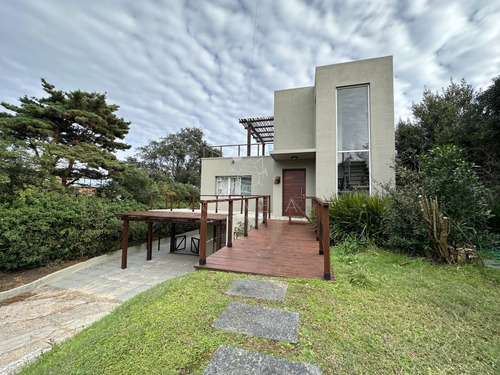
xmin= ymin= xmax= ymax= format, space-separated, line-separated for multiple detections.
xmin=195 ymin=219 xmax=333 ymax=280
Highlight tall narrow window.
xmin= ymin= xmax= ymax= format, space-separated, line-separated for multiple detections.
xmin=337 ymin=85 xmax=370 ymax=193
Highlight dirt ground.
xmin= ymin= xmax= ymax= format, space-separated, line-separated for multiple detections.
xmin=0 ymin=260 xmax=84 ymax=292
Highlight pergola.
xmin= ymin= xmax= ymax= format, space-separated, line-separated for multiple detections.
xmin=239 ymin=116 xmax=274 ymax=156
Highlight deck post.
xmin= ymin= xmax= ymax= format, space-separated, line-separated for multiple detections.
xmin=263 ymin=196 xmax=268 ymax=225
xmin=227 ymin=200 xmax=233 ymax=247
xmin=170 ymin=195 xmax=174 ymax=211
xmin=147 ymin=221 xmax=153 ymax=260
xmin=216 ymin=223 xmax=222 ymax=250
xmin=169 ymin=223 xmax=176 ymax=253
xmin=199 ymin=202 xmax=208 ymax=265
xmin=121 ymin=219 xmax=129 ymax=269
xmin=244 ymin=198 xmax=249 ymax=236
xmin=322 ymin=203 xmax=331 ymax=280
xmin=255 ymin=197 xmax=259 ymax=230
xmin=150 ymin=195 xmax=154 ymax=209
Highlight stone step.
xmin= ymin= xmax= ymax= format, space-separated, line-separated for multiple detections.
xmin=213 ymin=302 xmax=298 ymax=343
xmin=203 ymin=345 xmax=322 ymax=375
xmin=226 ymin=279 xmax=288 ymax=301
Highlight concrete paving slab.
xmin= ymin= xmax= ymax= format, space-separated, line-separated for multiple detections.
xmin=226 ymin=279 xmax=288 ymax=301
xmin=0 ymin=248 xmax=198 ymax=375
xmin=203 ymin=345 xmax=322 ymax=375
xmin=212 ymin=302 xmax=298 ymax=343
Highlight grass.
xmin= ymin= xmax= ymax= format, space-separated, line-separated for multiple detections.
xmin=20 ymin=246 xmax=500 ymax=374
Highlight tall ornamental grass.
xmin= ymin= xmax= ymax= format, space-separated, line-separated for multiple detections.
xmin=328 ymin=192 xmax=388 ymax=245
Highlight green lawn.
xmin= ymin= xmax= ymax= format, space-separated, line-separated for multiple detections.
xmin=20 ymin=246 xmax=500 ymax=374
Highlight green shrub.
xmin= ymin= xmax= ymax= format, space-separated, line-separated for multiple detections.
xmin=328 ymin=192 xmax=388 ymax=245
xmin=420 ymin=145 xmax=495 ymax=246
xmin=383 ymin=170 xmax=431 ymax=256
xmin=0 ymin=188 xmax=147 ymax=271
xmin=486 ymin=190 xmax=500 ymax=236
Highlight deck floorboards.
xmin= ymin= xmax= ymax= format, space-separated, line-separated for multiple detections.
xmin=195 ymin=219 xmax=333 ymax=280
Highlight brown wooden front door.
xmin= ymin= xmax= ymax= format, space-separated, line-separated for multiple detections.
xmin=282 ymin=169 xmax=306 ymax=216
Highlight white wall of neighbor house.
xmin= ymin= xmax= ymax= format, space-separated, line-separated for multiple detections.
xmin=314 ymin=55 xmax=395 ymax=197
xmin=274 ymin=86 xmax=316 ymax=152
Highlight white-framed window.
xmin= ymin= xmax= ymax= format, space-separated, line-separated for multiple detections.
xmin=336 ymin=85 xmax=370 ymax=193
xmin=216 ymin=176 xmax=251 ymax=195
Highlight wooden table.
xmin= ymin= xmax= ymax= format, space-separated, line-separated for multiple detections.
xmin=116 ymin=211 xmax=227 ymax=269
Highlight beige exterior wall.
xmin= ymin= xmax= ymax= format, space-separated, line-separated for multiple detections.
xmin=314 ymin=55 xmax=395 ymax=197
xmin=274 ymin=87 xmax=315 ymax=151
xmin=200 ymin=155 xmax=274 ymax=211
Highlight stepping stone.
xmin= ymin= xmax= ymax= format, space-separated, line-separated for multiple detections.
xmin=203 ymin=345 xmax=322 ymax=375
xmin=226 ymin=279 xmax=288 ymax=301
xmin=213 ymin=302 xmax=298 ymax=343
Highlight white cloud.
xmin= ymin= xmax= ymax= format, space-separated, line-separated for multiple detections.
xmin=1 ymin=0 xmax=499 ymax=159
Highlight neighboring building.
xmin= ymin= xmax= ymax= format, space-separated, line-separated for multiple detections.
xmin=201 ymin=56 xmax=395 ymax=217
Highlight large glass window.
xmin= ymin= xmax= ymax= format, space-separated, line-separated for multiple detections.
xmin=337 ymin=85 xmax=370 ymax=193
xmin=216 ymin=176 xmax=251 ymax=195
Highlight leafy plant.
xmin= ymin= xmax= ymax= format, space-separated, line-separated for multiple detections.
xmin=328 ymin=192 xmax=388 ymax=245
xmin=382 ymin=169 xmax=431 ymax=256
xmin=420 ymin=144 xmax=494 ymax=246
xmin=0 ymin=188 xmax=147 ymax=271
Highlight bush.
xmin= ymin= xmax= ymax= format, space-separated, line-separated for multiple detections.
xmin=328 ymin=192 xmax=388 ymax=245
xmin=420 ymin=145 xmax=494 ymax=246
xmin=383 ymin=169 xmax=431 ymax=256
xmin=0 ymin=188 xmax=147 ymax=271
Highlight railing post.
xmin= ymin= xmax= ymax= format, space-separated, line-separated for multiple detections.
xmin=170 ymin=195 xmax=174 ymax=211
xmin=215 ymin=195 xmax=219 ymax=213
xmin=255 ymin=197 xmax=259 ymax=230
xmin=199 ymin=202 xmax=207 ymax=265
xmin=244 ymin=198 xmax=249 ymax=236
xmin=227 ymin=200 xmax=233 ymax=247
xmin=150 ymin=195 xmax=154 ymax=210
xmin=322 ymin=203 xmax=331 ymax=280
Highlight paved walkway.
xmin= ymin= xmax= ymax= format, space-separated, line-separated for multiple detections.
xmin=0 ymin=244 xmax=198 ymax=375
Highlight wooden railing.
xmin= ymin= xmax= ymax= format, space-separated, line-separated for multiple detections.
xmin=285 ymin=196 xmax=331 ymax=280
xmin=150 ymin=194 xmax=266 ymax=215
xmin=312 ymin=198 xmax=331 ymax=280
xmin=198 ymin=195 xmax=271 ymax=264
xmin=149 ymin=194 xmax=198 ymax=211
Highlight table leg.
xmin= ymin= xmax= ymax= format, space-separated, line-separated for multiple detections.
xmin=170 ymin=223 xmax=176 ymax=253
xmin=147 ymin=221 xmax=153 ymax=260
xmin=121 ymin=219 xmax=129 ymax=269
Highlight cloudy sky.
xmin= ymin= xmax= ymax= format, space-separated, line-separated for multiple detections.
xmin=1 ymin=0 xmax=499 ymax=159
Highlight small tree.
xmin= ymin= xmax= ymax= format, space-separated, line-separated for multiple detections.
xmin=0 ymin=79 xmax=131 ymax=187
xmin=420 ymin=145 xmax=492 ymax=246
xmin=135 ymin=127 xmax=209 ymax=187
xmin=395 ymin=79 xmax=475 ymax=170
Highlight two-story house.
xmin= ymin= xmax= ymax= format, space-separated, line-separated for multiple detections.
xmin=200 ymin=56 xmax=395 ymax=217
